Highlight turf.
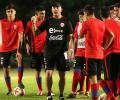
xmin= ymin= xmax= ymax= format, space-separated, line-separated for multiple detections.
xmin=0 ymin=68 xmax=119 ymax=100
xmin=0 ymin=68 xmax=89 ymax=100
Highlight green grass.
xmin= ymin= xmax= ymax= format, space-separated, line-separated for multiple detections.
xmin=0 ymin=68 xmax=119 ymax=100
xmin=0 ymin=68 xmax=90 ymax=100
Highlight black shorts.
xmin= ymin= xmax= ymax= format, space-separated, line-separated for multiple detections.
xmin=75 ymin=57 xmax=85 ymax=70
xmin=104 ymin=53 xmax=120 ymax=80
xmin=86 ymin=58 xmax=103 ymax=79
xmin=44 ymin=52 xmax=68 ymax=71
xmin=0 ymin=50 xmax=17 ymax=68
xmin=31 ymin=53 xmax=44 ymax=71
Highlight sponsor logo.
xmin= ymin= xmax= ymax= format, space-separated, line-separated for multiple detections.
xmin=49 ymin=35 xmax=63 ymax=40
xmin=49 ymin=28 xmax=63 ymax=33
xmin=60 ymin=22 xmax=65 ymax=27
xmin=77 ymin=37 xmax=85 ymax=48
xmin=13 ymin=25 xmax=17 ymax=30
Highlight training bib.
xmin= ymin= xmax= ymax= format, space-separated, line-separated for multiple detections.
xmin=77 ymin=37 xmax=85 ymax=48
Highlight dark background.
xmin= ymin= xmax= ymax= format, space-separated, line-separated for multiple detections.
xmin=0 ymin=0 xmax=119 ymax=66
xmin=0 ymin=0 xmax=119 ymax=27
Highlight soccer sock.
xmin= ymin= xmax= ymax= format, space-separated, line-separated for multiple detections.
xmin=79 ymin=75 xmax=85 ymax=92
xmin=72 ymin=69 xmax=81 ymax=93
xmin=99 ymin=80 xmax=113 ymax=97
xmin=106 ymin=80 xmax=114 ymax=94
xmin=113 ymin=80 xmax=117 ymax=96
xmin=36 ymin=76 xmax=42 ymax=91
xmin=47 ymin=91 xmax=51 ymax=96
xmin=60 ymin=94 xmax=63 ymax=97
xmin=116 ymin=79 xmax=120 ymax=94
xmin=18 ymin=66 xmax=24 ymax=84
xmin=5 ymin=76 xmax=12 ymax=92
xmin=91 ymin=83 xmax=99 ymax=100
xmin=86 ymin=76 xmax=91 ymax=92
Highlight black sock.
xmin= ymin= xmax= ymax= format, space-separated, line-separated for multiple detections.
xmin=48 ymin=92 xmax=51 ymax=96
xmin=60 ymin=94 xmax=63 ymax=97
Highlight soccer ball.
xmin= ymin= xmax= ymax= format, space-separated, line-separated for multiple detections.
xmin=13 ymin=87 xmax=25 ymax=96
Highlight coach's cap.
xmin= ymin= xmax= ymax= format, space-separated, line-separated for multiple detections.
xmin=51 ymin=2 xmax=62 ymax=7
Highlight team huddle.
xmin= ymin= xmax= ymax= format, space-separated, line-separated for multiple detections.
xmin=0 ymin=1 xmax=120 ymax=100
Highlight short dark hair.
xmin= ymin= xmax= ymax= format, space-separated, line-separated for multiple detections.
xmin=35 ymin=6 xmax=45 ymax=12
xmin=109 ymin=5 xmax=115 ymax=10
xmin=100 ymin=6 xmax=110 ymax=18
xmin=6 ymin=3 xmax=16 ymax=10
xmin=114 ymin=3 xmax=120 ymax=8
xmin=78 ymin=9 xmax=84 ymax=15
xmin=51 ymin=2 xmax=62 ymax=7
xmin=84 ymin=4 xmax=95 ymax=16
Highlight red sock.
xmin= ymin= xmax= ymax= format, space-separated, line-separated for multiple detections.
xmin=92 ymin=97 xmax=98 ymax=100
xmin=86 ymin=76 xmax=90 ymax=92
xmin=79 ymin=75 xmax=85 ymax=91
xmin=116 ymin=79 xmax=120 ymax=94
xmin=106 ymin=80 xmax=114 ymax=94
xmin=5 ymin=76 xmax=12 ymax=92
xmin=36 ymin=77 xmax=42 ymax=91
xmin=99 ymin=80 xmax=113 ymax=97
xmin=72 ymin=70 xmax=80 ymax=92
xmin=91 ymin=83 xmax=99 ymax=100
xmin=18 ymin=66 xmax=24 ymax=84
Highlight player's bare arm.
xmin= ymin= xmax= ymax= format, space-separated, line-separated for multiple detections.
xmin=16 ymin=32 xmax=23 ymax=64
xmin=31 ymin=16 xmax=40 ymax=35
xmin=25 ymin=40 xmax=31 ymax=55
xmin=103 ymin=32 xmax=114 ymax=50
xmin=67 ymin=34 xmax=74 ymax=61
xmin=74 ymin=39 xmax=77 ymax=53
xmin=17 ymin=32 xmax=23 ymax=52
xmin=24 ymin=33 xmax=31 ymax=55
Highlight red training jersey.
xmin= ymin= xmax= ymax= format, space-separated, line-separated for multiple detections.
xmin=74 ymin=22 xmax=85 ymax=57
xmin=80 ymin=18 xmax=110 ymax=59
xmin=25 ymin=20 xmax=46 ymax=53
xmin=0 ymin=18 xmax=24 ymax=52
xmin=104 ymin=19 xmax=120 ymax=56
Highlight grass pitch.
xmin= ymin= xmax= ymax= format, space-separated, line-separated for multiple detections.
xmin=0 ymin=68 xmax=117 ymax=100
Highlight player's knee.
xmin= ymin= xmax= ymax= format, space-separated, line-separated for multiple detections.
xmin=60 ymin=76 xmax=65 ymax=81
xmin=46 ymin=70 xmax=53 ymax=78
xmin=91 ymin=75 xmax=98 ymax=83
xmin=36 ymin=68 xmax=41 ymax=72
xmin=59 ymin=73 xmax=65 ymax=80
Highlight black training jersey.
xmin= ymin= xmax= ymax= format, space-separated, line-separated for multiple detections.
xmin=38 ymin=17 xmax=73 ymax=55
